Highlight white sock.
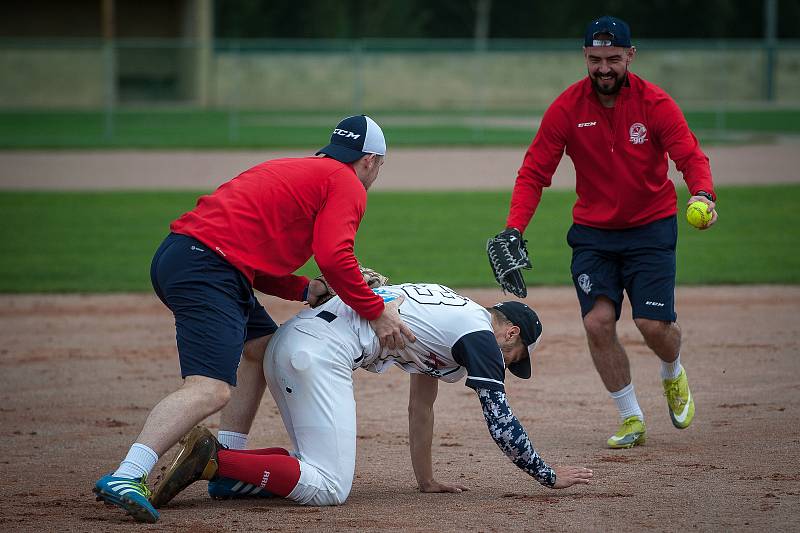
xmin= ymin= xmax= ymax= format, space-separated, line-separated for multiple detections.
xmin=113 ymin=443 xmax=159 ymax=479
xmin=218 ymin=430 xmax=248 ymax=450
xmin=610 ymin=383 xmax=644 ymax=421
xmin=661 ymin=354 xmax=683 ymax=381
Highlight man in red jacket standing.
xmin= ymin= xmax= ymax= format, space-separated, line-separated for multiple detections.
xmin=494 ymin=16 xmax=717 ymax=449
xmin=93 ymin=114 xmax=416 ymax=522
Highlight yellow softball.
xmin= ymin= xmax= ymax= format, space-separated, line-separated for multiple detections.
xmin=686 ymin=201 xmax=712 ymax=228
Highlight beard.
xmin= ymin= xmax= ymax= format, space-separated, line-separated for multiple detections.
xmin=590 ymin=70 xmax=626 ymax=95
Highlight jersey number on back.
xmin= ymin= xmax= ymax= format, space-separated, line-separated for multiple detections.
xmin=401 ymin=284 xmax=469 ymax=306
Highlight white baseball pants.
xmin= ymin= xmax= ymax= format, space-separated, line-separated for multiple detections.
xmin=263 ymin=311 xmax=361 ymax=506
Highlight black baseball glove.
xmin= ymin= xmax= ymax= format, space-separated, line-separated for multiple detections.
xmin=486 ymin=228 xmax=531 ymax=298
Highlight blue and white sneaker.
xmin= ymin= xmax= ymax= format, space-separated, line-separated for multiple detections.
xmin=93 ymin=474 xmax=160 ymax=523
xmin=208 ymin=476 xmax=274 ymax=500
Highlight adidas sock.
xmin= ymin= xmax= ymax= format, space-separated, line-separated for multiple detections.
xmin=218 ymin=430 xmax=249 ymax=450
xmin=610 ymin=383 xmax=644 ymax=421
xmin=113 ymin=443 xmax=159 ymax=479
xmin=218 ymin=449 xmax=301 ymax=497
xmin=660 ymin=354 xmax=683 ymax=381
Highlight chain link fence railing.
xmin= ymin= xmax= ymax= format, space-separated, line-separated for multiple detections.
xmin=1 ymin=38 xmax=799 ymax=144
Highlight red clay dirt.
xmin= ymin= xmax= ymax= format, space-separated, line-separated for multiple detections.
xmin=1 ymin=286 xmax=798 ymax=531
xmin=1 ymin=142 xmax=799 ymax=530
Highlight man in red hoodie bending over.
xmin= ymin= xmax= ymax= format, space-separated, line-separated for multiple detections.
xmin=491 ymin=17 xmax=717 ymax=450
xmin=93 ymin=115 xmax=415 ymax=523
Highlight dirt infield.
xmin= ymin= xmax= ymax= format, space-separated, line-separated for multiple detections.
xmin=1 ymin=144 xmax=799 ymax=530
xmin=1 ymin=286 xmax=798 ymax=531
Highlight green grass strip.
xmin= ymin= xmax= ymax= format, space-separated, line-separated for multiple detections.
xmin=1 ymin=185 xmax=798 ymax=293
xmin=1 ymin=109 xmax=798 ymax=149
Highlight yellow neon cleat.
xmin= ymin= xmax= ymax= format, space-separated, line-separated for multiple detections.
xmin=607 ymin=415 xmax=646 ymax=449
xmin=663 ymin=367 xmax=695 ymax=429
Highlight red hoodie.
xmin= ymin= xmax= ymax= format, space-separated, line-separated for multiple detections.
xmin=507 ymin=72 xmax=714 ymax=232
xmin=171 ymin=156 xmax=384 ymax=320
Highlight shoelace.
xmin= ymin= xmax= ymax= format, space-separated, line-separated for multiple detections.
xmin=488 ymin=242 xmax=521 ymax=278
xmin=622 ymin=419 xmax=640 ymax=430
xmin=133 ymin=476 xmax=152 ymax=498
xmin=486 ymin=245 xmax=506 ymax=277
xmin=664 ymin=380 xmax=686 ymax=408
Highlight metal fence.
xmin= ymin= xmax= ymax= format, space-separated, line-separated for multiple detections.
xmin=2 ymin=38 xmax=799 ymax=145
xmin=3 ymin=38 xmax=799 ymax=110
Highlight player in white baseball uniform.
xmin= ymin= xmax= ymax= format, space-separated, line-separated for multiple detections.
xmin=150 ymin=283 xmax=593 ymax=508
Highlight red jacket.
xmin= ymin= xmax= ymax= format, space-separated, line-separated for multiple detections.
xmin=507 ymin=72 xmax=714 ymax=231
xmin=171 ymin=156 xmax=385 ymax=320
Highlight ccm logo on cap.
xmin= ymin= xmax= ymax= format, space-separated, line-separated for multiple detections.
xmin=333 ymin=129 xmax=361 ymax=140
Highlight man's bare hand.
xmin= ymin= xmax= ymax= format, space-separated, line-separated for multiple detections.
xmin=369 ymin=296 xmax=416 ymax=350
xmin=305 ymin=278 xmax=330 ymax=307
xmin=419 ymin=479 xmax=469 ymax=493
xmin=552 ymin=465 xmax=593 ymax=489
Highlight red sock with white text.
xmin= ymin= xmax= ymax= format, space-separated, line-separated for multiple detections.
xmin=217 ymin=450 xmax=300 ymax=497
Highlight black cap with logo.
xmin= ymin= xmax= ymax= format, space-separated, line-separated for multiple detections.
xmin=492 ymin=301 xmax=543 ymax=380
xmin=584 ymin=15 xmax=632 ymax=48
xmin=316 ymin=115 xmax=387 ymax=163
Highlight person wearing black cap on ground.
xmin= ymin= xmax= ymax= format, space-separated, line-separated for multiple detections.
xmin=148 ymin=283 xmax=593 ymax=509
xmin=93 ymin=115 xmax=416 ymax=523
xmin=489 ymin=16 xmax=717 ymax=449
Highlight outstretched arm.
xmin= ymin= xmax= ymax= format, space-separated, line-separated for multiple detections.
xmin=476 ymin=388 xmax=592 ymax=489
xmin=408 ymin=373 xmax=468 ymax=493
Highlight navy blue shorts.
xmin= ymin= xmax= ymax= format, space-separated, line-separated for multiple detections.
xmin=150 ymin=233 xmax=278 ymax=385
xmin=567 ymin=216 xmax=677 ymax=322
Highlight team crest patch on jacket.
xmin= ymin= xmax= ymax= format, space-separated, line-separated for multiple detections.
xmin=629 ymin=123 xmax=647 ymax=144
xmin=578 ymin=274 xmax=592 ymax=294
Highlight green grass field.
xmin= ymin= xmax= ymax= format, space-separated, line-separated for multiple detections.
xmin=1 ymin=108 xmax=798 ymax=149
xmin=1 ymin=185 xmax=798 ymax=293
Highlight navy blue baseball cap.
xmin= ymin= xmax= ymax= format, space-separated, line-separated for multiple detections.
xmin=492 ymin=301 xmax=543 ymax=380
xmin=584 ymin=16 xmax=632 ymax=48
xmin=316 ymin=115 xmax=387 ymax=163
